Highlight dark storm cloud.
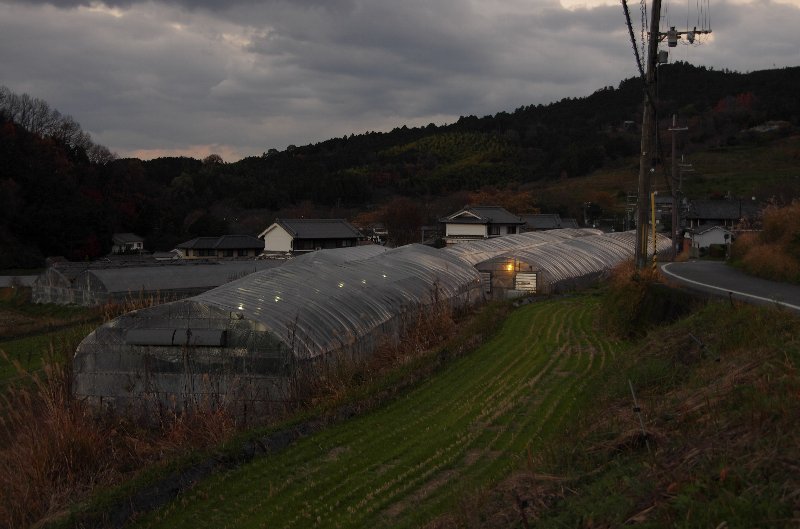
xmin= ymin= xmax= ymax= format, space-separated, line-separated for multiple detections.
xmin=1 ymin=0 xmax=798 ymax=159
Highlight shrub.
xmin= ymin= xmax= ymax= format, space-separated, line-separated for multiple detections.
xmin=732 ymin=201 xmax=800 ymax=283
xmin=601 ymin=260 xmax=700 ymax=337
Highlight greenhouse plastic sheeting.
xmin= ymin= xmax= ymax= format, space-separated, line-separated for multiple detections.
xmin=443 ymin=228 xmax=602 ymax=266
xmin=32 ymin=260 xmax=283 ymax=306
xmin=192 ymin=243 xmax=480 ymax=360
xmin=73 ymin=245 xmax=482 ymax=410
xmin=475 ymin=231 xmax=672 ymax=292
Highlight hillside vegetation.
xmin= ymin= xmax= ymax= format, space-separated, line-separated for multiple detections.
xmin=2 ymin=63 xmax=799 ymax=266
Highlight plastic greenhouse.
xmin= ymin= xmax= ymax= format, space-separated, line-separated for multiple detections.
xmin=475 ymin=231 xmax=672 ymax=297
xmin=73 ymin=231 xmax=671 ymax=414
xmin=73 ymin=244 xmax=482 ymax=413
xmin=443 ymin=228 xmax=602 ymax=266
xmin=32 ymin=260 xmax=283 ymax=306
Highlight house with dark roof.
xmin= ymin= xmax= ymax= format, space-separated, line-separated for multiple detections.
xmin=685 ymin=198 xmax=760 ymax=230
xmin=111 ymin=233 xmax=145 ymax=254
xmin=520 ymin=213 xmax=580 ymax=231
xmin=439 ymin=206 xmax=526 ymax=245
xmin=682 ymin=198 xmax=760 ymax=254
xmin=176 ymin=235 xmax=264 ymax=259
xmin=259 ymin=219 xmax=362 ymax=254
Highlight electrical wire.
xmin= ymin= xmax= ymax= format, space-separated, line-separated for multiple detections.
xmin=622 ymin=0 xmax=646 ymax=78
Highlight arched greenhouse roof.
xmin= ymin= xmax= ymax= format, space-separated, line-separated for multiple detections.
xmin=475 ymin=231 xmax=672 ymax=287
xmin=443 ymin=229 xmax=602 ymax=266
xmin=191 ymin=244 xmax=480 ymax=360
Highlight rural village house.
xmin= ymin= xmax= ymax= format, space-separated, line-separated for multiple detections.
xmin=111 ymin=233 xmax=145 ymax=254
xmin=685 ymin=198 xmax=760 ymax=230
xmin=439 ymin=206 xmax=526 ymax=245
xmin=259 ymin=218 xmax=362 ymax=255
xmin=683 ymin=198 xmax=761 ymax=252
xmin=176 ymin=235 xmax=263 ymax=259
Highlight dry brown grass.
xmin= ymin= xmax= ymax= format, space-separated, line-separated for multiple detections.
xmin=99 ymin=290 xmax=176 ymax=322
xmin=0 ymin=337 xmax=237 ymax=529
xmin=295 ymin=292 xmax=457 ymax=409
xmin=733 ymin=200 xmax=800 ymax=283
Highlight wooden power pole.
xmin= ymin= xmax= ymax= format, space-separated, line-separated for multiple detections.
xmin=634 ymin=0 xmax=662 ymax=270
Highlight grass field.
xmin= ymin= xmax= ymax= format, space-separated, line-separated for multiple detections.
xmin=131 ymin=294 xmax=625 ymax=529
xmin=0 ymin=324 xmax=96 ymax=388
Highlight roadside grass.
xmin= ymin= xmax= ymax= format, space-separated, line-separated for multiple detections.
xmin=519 ymin=301 xmax=800 ymax=528
xmin=731 ymin=200 xmax=800 ymax=284
xmin=127 ymin=293 xmax=628 ymax=529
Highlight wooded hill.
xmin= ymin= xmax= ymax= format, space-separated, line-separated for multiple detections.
xmin=1 ymin=62 xmax=799 ymax=268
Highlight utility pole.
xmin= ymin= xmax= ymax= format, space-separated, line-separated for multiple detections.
xmin=669 ymin=114 xmax=688 ymax=260
xmin=633 ymin=15 xmax=712 ymax=269
xmin=634 ymin=0 xmax=662 ymax=270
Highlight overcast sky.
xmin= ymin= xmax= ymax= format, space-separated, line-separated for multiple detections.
xmin=1 ymin=0 xmax=798 ymax=161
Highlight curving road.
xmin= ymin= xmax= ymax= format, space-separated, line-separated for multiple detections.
xmin=661 ymin=260 xmax=800 ymax=313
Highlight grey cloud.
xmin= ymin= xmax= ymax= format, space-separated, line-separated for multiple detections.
xmin=1 ymin=0 xmax=798 ymax=159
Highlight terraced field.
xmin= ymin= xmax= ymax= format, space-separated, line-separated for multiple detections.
xmin=134 ymin=296 xmax=626 ymax=529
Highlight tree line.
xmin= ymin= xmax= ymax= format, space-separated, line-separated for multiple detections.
xmin=1 ymin=63 xmax=798 ymax=268
xmin=0 ymin=87 xmax=116 ymax=166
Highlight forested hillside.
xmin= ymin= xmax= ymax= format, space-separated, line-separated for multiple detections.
xmin=1 ymin=63 xmax=799 ymax=268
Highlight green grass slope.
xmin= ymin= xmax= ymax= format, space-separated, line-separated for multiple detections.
xmin=131 ymin=295 xmax=625 ymax=529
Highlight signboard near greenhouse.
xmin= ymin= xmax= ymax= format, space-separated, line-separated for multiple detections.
xmin=515 ymin=272 xmax=537 ymax=292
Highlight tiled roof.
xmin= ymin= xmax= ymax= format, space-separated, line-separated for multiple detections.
xmin=521 ymin=214 xmax=562 ymax=229
xmin=686 ymin=199 xmax=760 ymax=220
xmin=177 ymin=235 xmax=263 ymax=250
xmin=440 ymin=206 xmax=525 ymax=225
xmin=273 ymin=219 xmax=362 ymax=239
xmin=213 ymin=235 xmax=264 ymax=250
xmin=112 ymin=232 xmax=144 ymax=244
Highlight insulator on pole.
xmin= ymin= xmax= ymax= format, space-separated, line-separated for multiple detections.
xmin=667 ymin=26 xmax=679 ymax=47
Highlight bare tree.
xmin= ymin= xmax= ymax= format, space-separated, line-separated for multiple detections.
xmin=0 ymin=85 xmax=117 ymax=164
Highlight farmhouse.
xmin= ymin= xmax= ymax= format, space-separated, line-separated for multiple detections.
xmin=685 ymin=198 xmax=760 ymax=230
xmin=176 ymin=234 xmax=264 ymax=259
xmin=687 ymin=224 xmax=733 ymax=253
xmin=259 ymin=218 xmax=362 ymax=255
xmin=111 ymin=233 xmax=145 ymax=254
xmin=439 ymin=206 xmax=526 ymax=245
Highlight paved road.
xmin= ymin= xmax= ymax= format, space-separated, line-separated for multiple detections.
xmin=661 ymin=260 xmax=800 ymax=313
